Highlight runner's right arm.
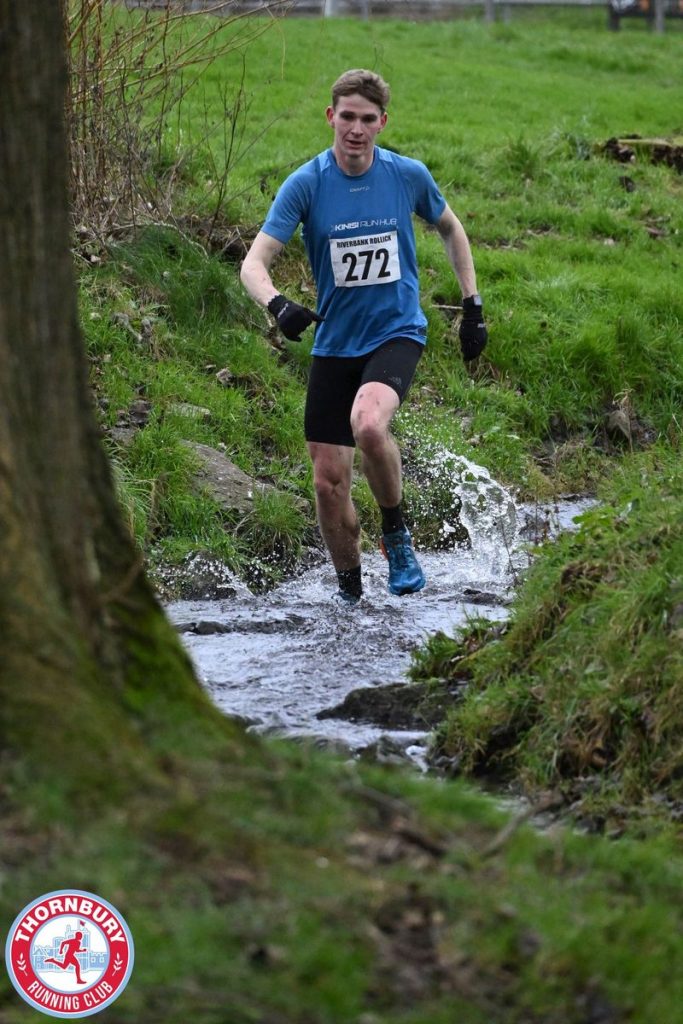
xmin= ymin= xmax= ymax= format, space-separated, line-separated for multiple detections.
xmin=240 ymin=231 xmax=285 ymax=307
xmin=241 ymin=231 xmax=322 ymax=341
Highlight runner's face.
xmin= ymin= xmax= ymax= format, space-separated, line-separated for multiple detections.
xmin=326 ymin=94 xmax=387 ymax=174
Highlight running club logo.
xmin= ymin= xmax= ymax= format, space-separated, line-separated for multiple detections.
xmin=5 ymin=889 xmax=134 ymax=1018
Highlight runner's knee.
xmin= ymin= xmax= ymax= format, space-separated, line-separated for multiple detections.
xmin=313 ymin=463 xmax=351 ymax=507
xmin=351 ymin=412 xmax=387 ymax=455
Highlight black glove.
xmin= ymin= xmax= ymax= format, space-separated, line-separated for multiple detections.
xmin=267 ymin=294 xmax=323 ymax=341
xmin=459 ymin=294 xmax=488 ymax=362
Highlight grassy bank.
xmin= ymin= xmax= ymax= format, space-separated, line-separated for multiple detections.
xmin=410 ymin=446 xmax=683 ymax=832
xmin=76 ymin=12 xmax=683 ymax=823
xmin=79 ymin=12 xmax=683 ymax=582
xmin=192 ymin=12 xmax=683 ymax=491
xmin=83 ymin=227 xmax=316 ymax=582
xmin=76 ymin=12 xmax=683 ymax=831
xmin=4 ymin=722 xmax=683 ymax=1023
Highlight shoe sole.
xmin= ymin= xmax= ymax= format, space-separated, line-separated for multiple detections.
xmin=388 ymin=577 xmax=426 ymax=596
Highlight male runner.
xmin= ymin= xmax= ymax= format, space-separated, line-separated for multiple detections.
xmin=240 ymin=69 xmax=487 ymax=604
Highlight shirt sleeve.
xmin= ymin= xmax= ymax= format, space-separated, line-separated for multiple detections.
xmin=261 ymin=169 xmax=311 ymax=244
xmin=403 ymin=158 xmax=447 ymax=224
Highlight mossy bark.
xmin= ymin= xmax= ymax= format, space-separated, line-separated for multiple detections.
xmin=0 ymin=0 xmax=218 ymax=801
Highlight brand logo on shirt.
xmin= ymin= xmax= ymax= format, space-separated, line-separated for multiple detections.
xmin=349 ymin=185 xmax=370 ymax=193
xmin=331 ymin=217 xmax=398 ymax=232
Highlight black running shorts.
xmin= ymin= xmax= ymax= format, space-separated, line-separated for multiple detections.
xmin=304 ymin=337 xmax=423 ymax=447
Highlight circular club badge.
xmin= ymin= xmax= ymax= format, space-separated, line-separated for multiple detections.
xmin=5 ymin=889 xmax=134 ymax=1018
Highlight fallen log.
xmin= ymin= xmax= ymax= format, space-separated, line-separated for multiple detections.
xmin=603 ymin=135 xmax=683 ymax=173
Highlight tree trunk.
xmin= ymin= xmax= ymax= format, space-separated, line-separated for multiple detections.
xmin=0 ymin=0 xmax=206 ymax=796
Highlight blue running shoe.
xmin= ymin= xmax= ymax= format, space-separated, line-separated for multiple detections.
xmin=380 ymin=528 xmax=426 ymax=596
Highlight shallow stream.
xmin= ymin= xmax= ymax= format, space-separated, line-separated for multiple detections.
xmin=168 ymin=458 xmax=592 ymax=764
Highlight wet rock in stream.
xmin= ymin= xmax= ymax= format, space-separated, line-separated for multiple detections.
xmin=460 ymin=587 xmax=509 ymax=607
xmin=317 ymin=677 xmax=468 ymax=730
xmin=357 ymin=735 xmax=428 ymax=767
xmin=176 ymin=614 xmax=309 ymax=636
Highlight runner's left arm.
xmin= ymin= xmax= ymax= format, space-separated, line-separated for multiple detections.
xmin=436 ymin=205 xmax=488 ymax=361
xmin=435 ymin=204 xmax=478 ymax=299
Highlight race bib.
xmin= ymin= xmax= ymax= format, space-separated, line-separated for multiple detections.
xmin=329 ymin=231 xmax=400 ymax=288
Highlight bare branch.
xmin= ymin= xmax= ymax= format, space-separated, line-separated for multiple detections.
xmin=65 ymin=0 xmax=290 ymax=237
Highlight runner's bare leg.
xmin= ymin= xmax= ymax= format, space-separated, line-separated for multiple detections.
xmin=350 ymin=382 xmax=402 ymax=508
xmin=307 ymin=442 xmax=360 ymax=570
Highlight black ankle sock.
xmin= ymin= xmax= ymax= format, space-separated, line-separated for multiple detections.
xmin=337 ymin=565 xmax=362 ymax=599
xmin=380 ymin=503 xmax=405 ymax=535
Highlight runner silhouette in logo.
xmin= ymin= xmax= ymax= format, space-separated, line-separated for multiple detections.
xmin=44 ymin=931 xmax=87 ymax=984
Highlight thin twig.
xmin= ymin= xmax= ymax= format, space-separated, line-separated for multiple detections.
xmin=481 ymin=792 xmax=565 ymax=859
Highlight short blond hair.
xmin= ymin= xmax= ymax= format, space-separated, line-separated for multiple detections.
xmin=331 ymin=69 xmax=390 ymax=112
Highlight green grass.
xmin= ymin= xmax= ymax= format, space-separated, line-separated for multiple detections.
xmin=83 ymin=226 xmax=313 ymax=577
xmin=74 ymin=20 xmax=683 ymax=824
xmin=171 ymin=12 xmax=682 ymax=201
xmin=75 ymin=12 xmax=683 ymax=819
xmin=5 ymin=726 xmax=683 ymax=1024
xmin=155 ymin=13 xmax=682 ymax=480
xmin=80 ymin=13 xmax=683 ymax=580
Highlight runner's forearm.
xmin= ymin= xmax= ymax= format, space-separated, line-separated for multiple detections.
xmin=436 ymin=207 xmax=478 ymax=298
xmin=240 ymin=231 xmax=286 ymax=308
xmin=240 ymin=256 xmax=280 ymax=308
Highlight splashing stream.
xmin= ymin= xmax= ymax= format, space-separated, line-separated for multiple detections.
xmin=168 ymin=451 xmax=591 ymax=761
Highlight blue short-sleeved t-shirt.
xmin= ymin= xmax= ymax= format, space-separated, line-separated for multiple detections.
xmin=261 ymin=146 xmax=446 ymax=357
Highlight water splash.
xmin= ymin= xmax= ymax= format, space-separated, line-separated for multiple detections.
xmin=401 ymin=427 xmax=518 ymax=577
xmin=152 ymin=551 xmax=252 ymax=601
